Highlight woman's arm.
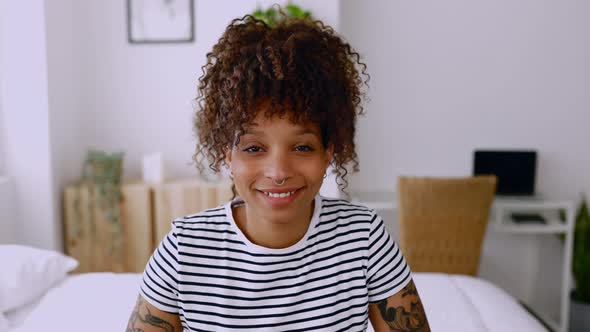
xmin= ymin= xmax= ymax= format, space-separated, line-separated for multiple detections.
xmin=368 ymin=279 xmax=431 ymax=332
xmin=126 ymin=294 xmax=183 ymax=332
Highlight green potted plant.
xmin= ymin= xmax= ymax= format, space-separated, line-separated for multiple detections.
xmin=72 ymin=150 xmax=125 ymax=263
xmin=251 ymin=3 xmax=312 ymax=27
xmin=570 ymin=195 xmax=590 ymax=330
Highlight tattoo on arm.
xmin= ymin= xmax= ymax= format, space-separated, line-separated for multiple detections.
xmin=126 ymin=295 xmax=177 ymax=332
xmin=376 ymin=280 xmax=430 ymax=332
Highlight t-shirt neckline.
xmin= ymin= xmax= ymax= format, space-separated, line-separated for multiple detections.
xmin=224 ymin=194 xmax=322 ymax=254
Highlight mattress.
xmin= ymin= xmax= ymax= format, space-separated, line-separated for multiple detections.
xmin=4 ymin=272 xmax=546 ymax=332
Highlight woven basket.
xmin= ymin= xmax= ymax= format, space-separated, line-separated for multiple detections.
xmin=397 ymin=176 xmax=497 ymax=276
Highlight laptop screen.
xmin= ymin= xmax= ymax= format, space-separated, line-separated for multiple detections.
xmin=473 ymin=150 xmax=537 ymax=196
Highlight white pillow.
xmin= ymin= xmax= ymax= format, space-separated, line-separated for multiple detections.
xmin=0 ymin=245 xmax=78 ymax=313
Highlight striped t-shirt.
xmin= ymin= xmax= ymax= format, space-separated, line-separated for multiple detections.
xmin=140 ymin=194 xmax=412 ymax=331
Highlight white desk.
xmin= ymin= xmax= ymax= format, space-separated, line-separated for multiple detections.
xmin=351 ymin=191 xmax=574 ymax=332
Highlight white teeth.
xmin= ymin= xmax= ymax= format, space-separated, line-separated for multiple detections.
xmin=265 ymin=191 xmax=295 ymax=198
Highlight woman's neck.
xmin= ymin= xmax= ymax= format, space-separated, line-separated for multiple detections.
xmin=233 ymin=200 xmax=315 ymax=249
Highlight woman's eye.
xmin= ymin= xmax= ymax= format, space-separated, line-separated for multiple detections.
xmin=243 ymin=146 xmax=262 ymax=153
xmin=295 ymin=145 xmax=313 ymax=152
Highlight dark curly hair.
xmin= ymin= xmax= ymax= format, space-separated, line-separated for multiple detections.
xmin=192 ymin=12 xmax=369 ymax=194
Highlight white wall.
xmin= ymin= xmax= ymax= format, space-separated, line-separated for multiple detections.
xmin=0 ymin=0 xmax=58 ymax=249
xmin=1 ymin=0 xmax=340 ymax=249
xmin=341 ymin=0 xmax=590 ymax=201
xmin=0 ymin=91 xmax=4 ymax=176
xmin=0 ymin=18 xmax=8 ymax=245
xmin=63 ymin=0 xmax=339 ymax=182
xmin=44 ymin=0 xmax=83 ymax=253
xmin=0 ymin=177 xmax=16 ymax=243
xmin=0 ymin=6 xmax=4 ymax=176
xmin=341 ymin=0 xmax=590 ymax=321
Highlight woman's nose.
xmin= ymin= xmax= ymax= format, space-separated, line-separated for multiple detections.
xmin=264 ymin=151 xmax=293 ymax=180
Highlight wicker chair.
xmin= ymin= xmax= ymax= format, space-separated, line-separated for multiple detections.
xmin=397 ymin=176 xmax=497 ymax=276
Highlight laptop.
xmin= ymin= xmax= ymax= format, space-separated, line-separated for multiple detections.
xmin=472 ymin=150 xmax=537 ymax=197
xmin=473 ymin=150 xmax=542 ymax=222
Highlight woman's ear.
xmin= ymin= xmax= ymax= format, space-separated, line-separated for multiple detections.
xmin=225 ymin=145 xmax=233 ymax=168
xmin=324 ymin=143 xmax=334 ymax=167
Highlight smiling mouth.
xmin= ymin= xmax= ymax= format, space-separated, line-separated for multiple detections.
xmin=256 ymin=187 xmax=304 ymax=199
xmin=255 ymin=187 xmax=303 ymax=208
xmin=261 ymin=190 xmax=297 ymax=198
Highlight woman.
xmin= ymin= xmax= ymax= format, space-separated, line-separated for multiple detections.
xmin=127 ymin=13 xmax=430 ymax=332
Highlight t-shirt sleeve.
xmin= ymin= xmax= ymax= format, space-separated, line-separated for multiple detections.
xmin=139 ymin=222 xmax=180 ymax=313
xmin=367 ymin=210 xmax=412 ymax=303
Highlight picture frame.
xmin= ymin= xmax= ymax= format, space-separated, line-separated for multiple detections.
xmin=127 ymin=0 xmax=195 ymax=44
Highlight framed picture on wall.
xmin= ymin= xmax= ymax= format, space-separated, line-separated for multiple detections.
xmin=127 ymin=0 xmax=195 ymax=44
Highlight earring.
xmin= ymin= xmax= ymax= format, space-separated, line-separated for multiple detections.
xmin=323 ymin=173 xmax=327 ymax=179
xmin=229 ymin=171 xmax=234 ymax=179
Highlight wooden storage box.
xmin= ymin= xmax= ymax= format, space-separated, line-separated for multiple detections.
xmin=63 ymin=178 xmax=233 ymax=273
xmin=63 ymin=181 xmax=152 ymax=273
xmin=151 ymin=179 xmax=233 ymax=245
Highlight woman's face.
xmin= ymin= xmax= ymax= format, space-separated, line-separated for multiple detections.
xmin=226 ymin=110 xmax=333 ymax=224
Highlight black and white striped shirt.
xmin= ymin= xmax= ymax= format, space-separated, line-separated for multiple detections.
xmin=140 ymin=195 xmax=411 ymax=331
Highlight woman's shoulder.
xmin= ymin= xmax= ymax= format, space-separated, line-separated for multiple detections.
xmin=171 ymin=204 xmax=231 ymax=231
xmin=179 ymin=204 xmax=228 ymax=220
xmin=312 ymin=196 xmax=376 ymax=241
xmin=320 ymin=195 xmax=372 ymax=211
xmin=319 ymin=195 xmax=375 ymax=220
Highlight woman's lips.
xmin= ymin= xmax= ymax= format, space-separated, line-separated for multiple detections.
xmin=257 ymin=188 xmax=302 ymax=207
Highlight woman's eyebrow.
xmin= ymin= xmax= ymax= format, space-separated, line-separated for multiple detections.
xmin=243 ymin=128 xmax=316 ymax=136
xmin=294 ymin=128 xmax=317 ymax=136
xmin=243 ymin=129 xmax=264 ymax=136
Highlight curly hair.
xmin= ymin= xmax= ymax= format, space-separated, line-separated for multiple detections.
xmin=192 ymin=12 xmax=369 ymax=194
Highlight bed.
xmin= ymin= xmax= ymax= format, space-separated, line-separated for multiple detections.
xmin=3 ymin=272 xmax=547 ymax=332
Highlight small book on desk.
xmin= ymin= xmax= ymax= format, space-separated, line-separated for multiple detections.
xmin=510 ymin=213 xmax=546 ymax=224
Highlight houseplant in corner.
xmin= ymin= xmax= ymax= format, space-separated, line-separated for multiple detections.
xmin=570 ymin=195 xmax=590 ymax=330
xmin=252 ymin=3 xmax=312 ymax=27
xmin=71 ymin=150 xmax=125 ymax=270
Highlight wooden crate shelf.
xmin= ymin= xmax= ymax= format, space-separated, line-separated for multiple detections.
xmin=63 ymin=178 xmax=233 ymax=273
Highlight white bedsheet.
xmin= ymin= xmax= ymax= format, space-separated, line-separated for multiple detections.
xmin=5 ymin=272 xmax=546 ymax=332
xmin=6 ymin=273 xmax=140 ymax=332
xmin=415 ymin=274 xmax=546 ymax=332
